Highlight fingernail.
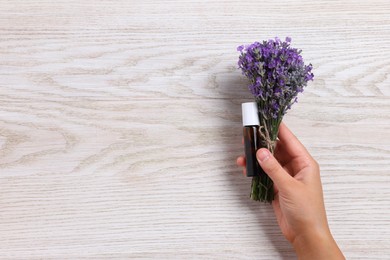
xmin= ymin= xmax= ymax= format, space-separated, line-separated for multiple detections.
xmin=257 ymin=149 xmax=270 ymax=162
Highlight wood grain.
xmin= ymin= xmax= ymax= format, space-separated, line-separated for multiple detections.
xmin=0 ymin=0 xmax=389 ymax=259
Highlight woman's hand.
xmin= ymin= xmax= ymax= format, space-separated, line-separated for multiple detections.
xmin=237 ymin=123 xmax=344 ymax=260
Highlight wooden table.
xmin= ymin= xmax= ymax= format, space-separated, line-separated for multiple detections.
xmin=1 ymin=1 xmax=389 ymax=258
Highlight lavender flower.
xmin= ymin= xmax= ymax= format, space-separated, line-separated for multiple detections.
xmin=237 ymin=37 xmax=314 ymax=202
xmin=238 ymin=37 xmax=313 ymax=120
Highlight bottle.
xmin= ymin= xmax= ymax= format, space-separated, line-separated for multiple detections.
xmin=241 ymin=102 xmax=264 ymax=177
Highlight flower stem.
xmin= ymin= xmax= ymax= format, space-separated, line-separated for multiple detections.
xmin=250 ymin=172 xmax=274 ymax=203
xmin=249 ymin=100 xmax=281 ymax=203
xmin=250 ymin=176 xmax=260 ymax=201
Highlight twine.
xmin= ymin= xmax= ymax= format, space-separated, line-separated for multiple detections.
xmin=258 ymin=126 xmax=277 ymax=153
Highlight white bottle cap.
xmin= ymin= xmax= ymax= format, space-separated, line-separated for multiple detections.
xmin=242 ymin=102 xmax=260 ymax=126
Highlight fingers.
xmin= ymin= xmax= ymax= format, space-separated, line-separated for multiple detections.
xmin=256 ymin=148 xmax=294 ymax=189
xmin=278 ymin=123 xmax=311 ymax=159
xmin=236 ymin=156 xmax=246 ymax=176
xmin=236 ymin=156 xmax=245 ymax=167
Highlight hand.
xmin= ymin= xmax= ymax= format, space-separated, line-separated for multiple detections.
xmin=237 ymin=123 xmax=344 ymax=260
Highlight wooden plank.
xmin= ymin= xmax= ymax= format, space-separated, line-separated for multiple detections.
xmin=0 ymin=0 xmax=389 ymax=258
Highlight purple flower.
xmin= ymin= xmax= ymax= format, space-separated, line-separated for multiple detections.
xmin=237 ymin=37 xmax=313 ymax=119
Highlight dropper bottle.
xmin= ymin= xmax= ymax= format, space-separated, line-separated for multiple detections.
xmin=241 ymin=102 xmax=263 ymax=177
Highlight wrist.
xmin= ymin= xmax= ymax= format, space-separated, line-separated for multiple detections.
xmin=292 ymin=228 xmax=344 ymax=260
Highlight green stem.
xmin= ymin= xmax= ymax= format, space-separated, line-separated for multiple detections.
xmin=249 ymin=100 xmax=282 ymax=203
xmin=250 ymin=176 xmax=260 ymax=201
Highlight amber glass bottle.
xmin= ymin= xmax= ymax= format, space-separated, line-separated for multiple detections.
xmin=241 ymin=102 xmax=264 ymax=177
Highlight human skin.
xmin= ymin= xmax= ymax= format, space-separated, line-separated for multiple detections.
xmin=236 ymin=123 xmax=344 ymax=260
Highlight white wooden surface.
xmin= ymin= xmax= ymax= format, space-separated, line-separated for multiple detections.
xmin=0 ymin=0 xmax=389 ymax=259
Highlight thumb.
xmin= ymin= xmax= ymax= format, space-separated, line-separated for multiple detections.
xmin=256 ymin=148 xmax=293 ymax=189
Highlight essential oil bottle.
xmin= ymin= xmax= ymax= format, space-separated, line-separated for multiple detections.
xmin=241 ymin=102 xmax=264 ymax=177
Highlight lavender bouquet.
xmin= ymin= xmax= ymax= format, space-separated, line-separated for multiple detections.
xmin=238 ymin=37 xmax=314 ymax=202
